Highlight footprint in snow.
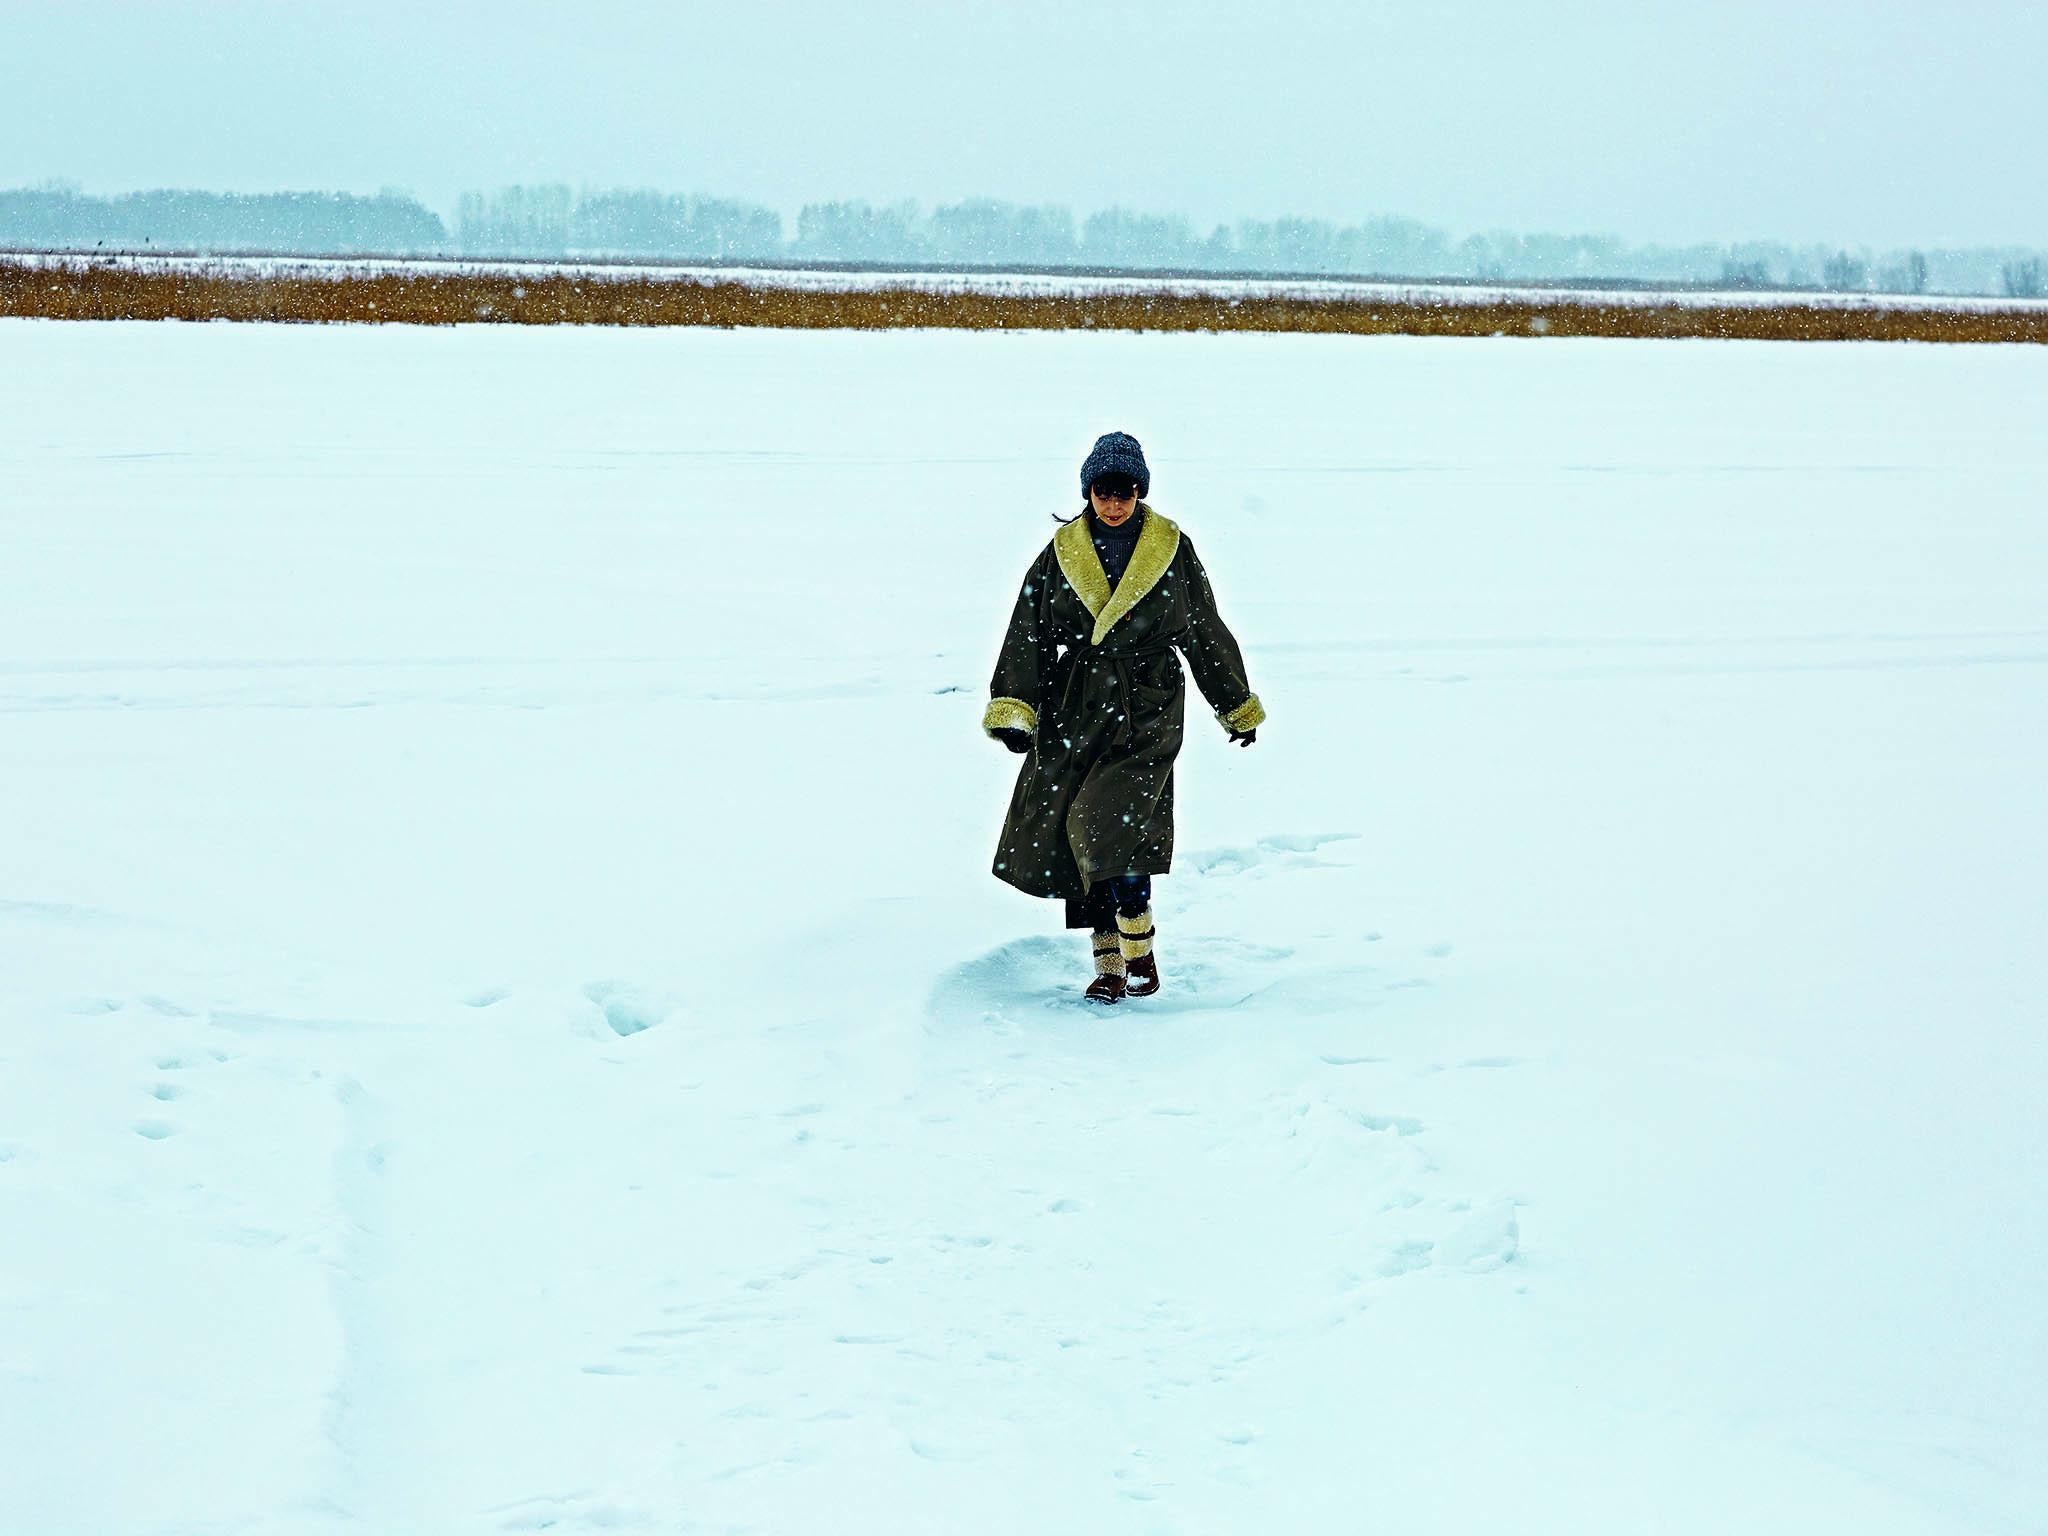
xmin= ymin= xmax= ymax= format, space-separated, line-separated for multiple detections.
xmin=580 ymin=981 xmax=670 ymax=1038
xmin=926 ymin=933 xmax=1301 ymax=1027
xmin=1432 ymin=1200 xmax=1521 ymax=1272
xmin=155 ymin=1047 xmax=231 ymax=1072
xmin=1351 ymin=1111 xmax=1426 ymax=1136
xmin=1374 ymin=1200 xmax=1521 ymax=1279
xmin=488 ymin=1492 xmax=650 ymax=1532
xmin=1186 ymin=831 xmax=1361 ymax=878
xmin=929 ymin=920 xmax=1433 ymax=1030
xmin=1258 ymin=832 xmax=1361 ymax=855
xmin=1377 ymin=1240 xmax=1434 ymax=1277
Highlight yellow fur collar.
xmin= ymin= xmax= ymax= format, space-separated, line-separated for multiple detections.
xmin=1052 ymin=504 xmax=1183 ymax=646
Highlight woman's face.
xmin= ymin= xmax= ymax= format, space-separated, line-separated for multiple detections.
xmin=1089 ymin=481 xmax=1140 ymax=526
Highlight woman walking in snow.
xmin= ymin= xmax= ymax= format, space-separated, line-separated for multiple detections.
xmin=983 ymin=431 xmax=1265 ymax=1004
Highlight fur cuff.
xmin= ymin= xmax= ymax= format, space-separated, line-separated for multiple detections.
xmin=1116 ymin=908 xmax=1155 ymax=961
xmin=982 ymin=697 xmax=1038 ymax=737
xmin=1218 ymin=694 xmax=1266 ymax=734
xmin=1092 ymin=931 xmax=1127 ymax=977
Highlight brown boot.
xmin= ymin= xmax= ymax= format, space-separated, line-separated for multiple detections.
xmin=1086 ymin=929 xmax=1126 ymax=1004
xmin=1085 ymin=972 xmax=1127 ymax=1003
xmin=1118 ymin=910 xmax=1160 ymax=997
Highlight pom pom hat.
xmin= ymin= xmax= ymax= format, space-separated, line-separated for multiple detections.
xmin=1079 ymin=431 xmax=1150 ymax=498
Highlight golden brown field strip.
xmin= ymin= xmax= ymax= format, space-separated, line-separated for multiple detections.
xmin=5 ymin=258 xmax=2045 ymax=343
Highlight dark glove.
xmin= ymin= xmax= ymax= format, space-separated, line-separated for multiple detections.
xmin=993 ymin=728 xmax=1032 ymax=755
xmin=1228 ymin=727 xmax=1257 ymax=748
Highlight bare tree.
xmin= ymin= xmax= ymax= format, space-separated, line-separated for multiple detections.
xmin=1876 ymin=250 xmax=1930 ymax=295
xmin=1822 ymin=251 xmax=1868 ymax=291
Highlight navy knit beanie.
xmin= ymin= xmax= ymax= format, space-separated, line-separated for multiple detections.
xmin=1080 ymin=431 xmax=1150 ymax=498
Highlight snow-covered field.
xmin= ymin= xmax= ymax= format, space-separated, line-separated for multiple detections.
xmin=17 ymin=249 xmax=2048 ymax=313
xmin=3 ymin=319 xmax=2045 ymax=1533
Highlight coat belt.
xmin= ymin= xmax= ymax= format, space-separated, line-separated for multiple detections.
xmin=1054 ymin=643 xmax=1177 ymax=748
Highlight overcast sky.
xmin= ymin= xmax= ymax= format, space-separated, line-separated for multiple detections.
xmin=5 ymin=0 xmax=2044 ymax=249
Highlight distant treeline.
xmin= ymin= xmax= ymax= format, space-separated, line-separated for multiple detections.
xmin=6 ymin=182 xmax=2046 ymax=298
xmin=1 ymin=186 xmax=448 ymax=257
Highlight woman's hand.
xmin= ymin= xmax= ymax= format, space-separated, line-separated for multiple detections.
xmin=994 ymin=728 xmax=1032 ymax=754
xmin=1228 ymin=727 xmax=1257 ymax=748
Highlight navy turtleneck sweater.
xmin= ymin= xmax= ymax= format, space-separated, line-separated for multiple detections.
xmin=1088 ymin=505 xmax=1146 ymax=588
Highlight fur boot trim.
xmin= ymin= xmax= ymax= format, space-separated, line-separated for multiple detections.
xmin=1116 ymin=908 xmax=1155 ymax=962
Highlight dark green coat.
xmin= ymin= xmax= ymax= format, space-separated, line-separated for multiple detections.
xmin=983 ymin=504 xmax=1265 ymax=903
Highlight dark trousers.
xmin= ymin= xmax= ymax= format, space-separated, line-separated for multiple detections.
xmin=1063 ymin=873 xmax=1152 ymax=931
